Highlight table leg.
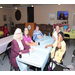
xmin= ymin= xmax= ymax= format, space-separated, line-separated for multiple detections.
xmin=35 ymin=68 xmax=38 ymax=71
xmin=73 ymin=39 xmax=75 ymax=46
xmin=0 ymin=57 xmax=3 ymax=65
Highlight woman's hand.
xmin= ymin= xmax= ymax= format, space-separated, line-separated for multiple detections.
xmin=45 ymin=45 xmax=48 ymax=48
xmin=37 ymin=36 xmax=42 ymax=39
xmin=29 ymin=48 xmax=34 ymax=53
xmin=45 ymin=44 xmax=53 ymax=48
xmin=34 ymin=42 xmax=37 ymax=46
xmin=19 ymin=52 xmax=22 ymax=55
xmin=37 ymin=36 xmax=41 ymax=39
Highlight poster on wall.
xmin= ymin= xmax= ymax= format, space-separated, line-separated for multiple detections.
xmin=3 ymin=15 xmax=7 ymax=21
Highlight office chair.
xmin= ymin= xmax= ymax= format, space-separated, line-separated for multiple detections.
xmin=64 ymin=34 xmax=70 ymax=48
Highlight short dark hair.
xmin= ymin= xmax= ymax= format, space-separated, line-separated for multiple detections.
xmin=36 ymin=25 xmax=39 ymax=27
xmin=4 ymin=24 xmax=7 ymax=26
xmin=58 ymin=31 xmax=64 ymax=39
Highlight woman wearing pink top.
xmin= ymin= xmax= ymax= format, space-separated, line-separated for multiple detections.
xmin=23 ymin=27 xmax=37 ymax=46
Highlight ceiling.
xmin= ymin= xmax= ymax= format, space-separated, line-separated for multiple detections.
xmin=0 ymin=4 xmax=42 ymax=8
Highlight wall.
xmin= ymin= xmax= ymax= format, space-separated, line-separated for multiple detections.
xmin=0 ymin=8 xmax=11 ymax=31
xmin=11 ymin=7 xmax=27 ymax=26
xmin=34 ymin=4 xmax=75 ymax=28
xmin=11 ymin=4 xmax=75 ymax=29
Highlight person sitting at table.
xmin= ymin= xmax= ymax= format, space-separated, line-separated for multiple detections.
xmin=9 ymin=28 xmax=34 ymax=70
xmin=52 ymin=26 xmax=60 ymax=41
xmin=33 ymin=25 xmax=43 ymax=41
xmin=23 ymin=27 xmax=37 ymax=46
xmin=45 ymin=31 xmax=66 ymax=71
xmin=3 ymin=24 xmax=9 ymax=37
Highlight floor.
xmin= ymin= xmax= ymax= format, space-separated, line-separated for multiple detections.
xmin=0 ymin=40 xmax=75 ymax=71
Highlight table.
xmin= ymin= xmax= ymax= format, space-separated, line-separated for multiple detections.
xmin=16 ymin=36 xmax=54 ymax=71
xmin=63 ymin=32 xmax=75 ymax=39
xmin=0 ymin=35 xmax=13 ymax=54
xmin=52 ymin=31 xmax=75 ymax=39
xmin=0 ymin=35 xmax=13 ymax=65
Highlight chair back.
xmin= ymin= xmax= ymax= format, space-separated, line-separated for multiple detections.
xmin=64 ymin=34 xmax=70 ymax=38
xmin=64 ymin=34 xmax=70 ymax=43
xmin=61 ymin=51 xmax=66 ymax=63
xmin=6 ymin=42 xmax=11 ymax=59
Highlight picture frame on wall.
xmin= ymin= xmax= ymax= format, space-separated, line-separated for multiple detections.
xmin=3 ymin=15 xmax=7 ymax=21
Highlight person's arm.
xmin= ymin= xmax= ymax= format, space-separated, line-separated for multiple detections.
xmin=45 ymin=40 xmax=57 ymax=48
xmin=45 ymin=44 xmax=53 ymax=48
xmin=57 ymin=35 xmax=62 ymax=49
xmin=12 ymin=40 xmax=20 ymax=54
xmin=38 ymin=35 xmax=43 ymax=39
xmin=33 ymin=30 xmax=37 ymax=41
xmin=25 ymin=41 xmax=37 ymax=46
xmin=57 ymin=40 xmax=61 ymax=49
xmin=23 ymin=35 xmax=37 ymax=46
xmin=31 ymin=40 xmax=37 ymax=46
xmin=52 ymin=35 xmax=56 ymax=41
xmin=37 ymin=30 xmax=43 ymax=39
xmin=22 ymin=39 xmax=34 ymax=53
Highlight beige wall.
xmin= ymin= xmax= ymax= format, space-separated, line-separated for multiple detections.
xmin=34 ymin=4 xmax=75 ymax=28
xmin=1 ymin=4 xmax=75 ymax=30
xmin=11 ymin=4 xmax=75 ymax=29
xmin=11 ymin=7 xmax=27 ymax=26
xmin=0 ymin=8 xmax=11 ymax=31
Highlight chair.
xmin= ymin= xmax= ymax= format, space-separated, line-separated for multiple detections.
xmin=71 ymin=50 xmax=75 ymax=66
xmin=3 ymin=42 xmax=11 ymax=60
xmin=50 ymin=47 xmax=70 ymax=71
xmin=64 ymin=34 xmax=70 ymax=48
xmin=3 ymin=42 xmax=18 ymax=71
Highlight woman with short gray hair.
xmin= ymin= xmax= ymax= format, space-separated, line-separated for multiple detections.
xmin=52 ymin=26 xmax=60 ymax=41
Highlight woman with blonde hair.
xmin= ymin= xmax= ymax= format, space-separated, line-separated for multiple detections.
xmin=10 ymin=28 xmax=34 ymax=70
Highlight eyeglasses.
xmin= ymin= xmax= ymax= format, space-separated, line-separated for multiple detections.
xmin=25 ymin=30 xmax=28 ymax=31
xmin=17 ymin=33 xmax=21 ymax=35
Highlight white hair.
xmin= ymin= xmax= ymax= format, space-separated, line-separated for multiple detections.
xmin=56 ymin=26 xmax=59 ymax=29
xmin=13 ymin=28 xmax=23 ymax=40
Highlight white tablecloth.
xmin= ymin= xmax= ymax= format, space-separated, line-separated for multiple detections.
xmin=0 ymin=35 xmax=13 ymax=54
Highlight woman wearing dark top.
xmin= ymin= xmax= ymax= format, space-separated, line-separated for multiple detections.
xmin=9 ymin=28 xmax=34 ymax=70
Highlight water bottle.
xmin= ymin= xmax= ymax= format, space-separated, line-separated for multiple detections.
xmin=19 ymin=48 xmax=22 ymax=58
xmin=49 ymin=32 xmax=50 ymax=36
xmin=38 ymin=40 xmax=40 ymax=45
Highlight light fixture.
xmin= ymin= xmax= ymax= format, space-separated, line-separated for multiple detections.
xmin=58 ymin=4 xmax=61 ymax=5
xmin=15 ymin=7 xmax=17 ymax=9
xmin=0 ymin=6 xmax=3 ymax=8
xmin=31 ymin=5 xmax=33 ymax=7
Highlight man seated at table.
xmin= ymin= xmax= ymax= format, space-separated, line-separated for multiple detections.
xmin=45 ymin=31 xmax=66 ymax=71
xmin=52 ymin=26 xmax=60 ymax=41
xmin=33 ymin=25 xmax=43 ymax=41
